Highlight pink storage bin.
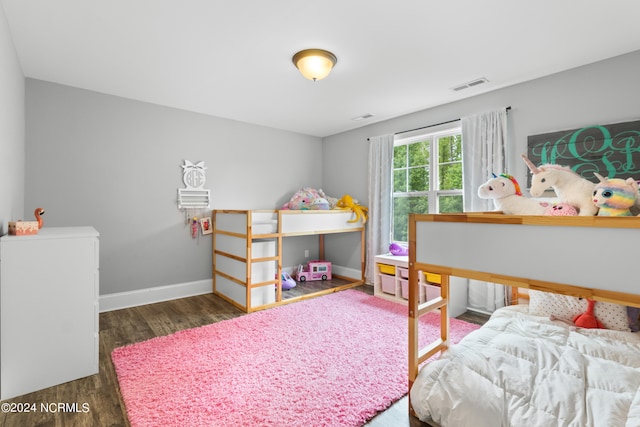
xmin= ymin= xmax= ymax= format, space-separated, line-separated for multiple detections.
xmin=398 ymin=267 xmax=408 ymax=279
xmin=400 ymin=279 xmax=408 ymax=299
xmin=380 ymin=274 xmax=395 ymax=294
xmin=422 ymin=283 xmax=440 ymax=301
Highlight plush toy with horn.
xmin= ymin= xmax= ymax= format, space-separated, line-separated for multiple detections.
xmin=521 ymin=154 xmax=597 ymax=216
xmin=592 ymin=173 xmax=638 ymax=216
xmin=477 ymin=173 xmax=548 ymax=215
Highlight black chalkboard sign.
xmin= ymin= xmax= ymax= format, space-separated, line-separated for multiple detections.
xmin=526 ymin=120 xmax=640 ymax=187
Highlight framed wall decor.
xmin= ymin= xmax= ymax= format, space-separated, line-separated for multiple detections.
xmin=199 ymin=217 xmax=212 ymax=235
xmin=526 ymin=120 xmax=640 ymax=187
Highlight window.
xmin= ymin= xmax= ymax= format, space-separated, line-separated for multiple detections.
xmin=392 ymin=126 xmax=463 ymax=242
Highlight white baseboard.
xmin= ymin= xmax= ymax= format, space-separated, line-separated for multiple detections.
xmin=332 ymin=265 xmax=362 ymax=280
xmin=101 ymin=265 xmax=362 ymax=313
xmin=99 ymin=279 xmax=212 ymax=313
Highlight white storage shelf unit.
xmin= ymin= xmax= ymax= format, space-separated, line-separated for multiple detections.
xmin=374 ymin=253 xmax=467 ymax=317
xmin=374 ymin=254 xmax=438 ymax=303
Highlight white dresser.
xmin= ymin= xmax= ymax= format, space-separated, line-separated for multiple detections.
xmin=0 ymin=227 xmax=99 ymax=400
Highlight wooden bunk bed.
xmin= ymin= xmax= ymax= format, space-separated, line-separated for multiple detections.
xmin=408 ymin=213 xmax=640 ymax=426
xmin=213 ymin=209 xmax=365 ymax=312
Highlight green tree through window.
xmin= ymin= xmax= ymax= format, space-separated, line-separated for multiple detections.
xmin=393 ymin=128 xmax=463 ymax=242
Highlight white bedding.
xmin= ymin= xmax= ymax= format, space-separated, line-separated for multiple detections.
xmin=410 ymin=305 xmax=640 ymax=427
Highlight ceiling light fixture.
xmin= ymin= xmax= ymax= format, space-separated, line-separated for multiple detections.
xmin=292 ymin=49 xmax=337 ymax=82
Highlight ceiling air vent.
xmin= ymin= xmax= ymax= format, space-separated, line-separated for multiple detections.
xmin=351 ymin=113 xmax=374 ymax=121
xmin=451 ymin=77 xmax=489 ymax=92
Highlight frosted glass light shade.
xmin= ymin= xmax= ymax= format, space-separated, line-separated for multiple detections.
xmin=292 ymin=49 xmax=337 ymax=81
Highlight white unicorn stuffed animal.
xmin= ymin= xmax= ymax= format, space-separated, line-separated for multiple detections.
xmin=521 ymin=154 xmax=598 ymax=216
xmin=478 ymin=173 xmax=548 ymax=215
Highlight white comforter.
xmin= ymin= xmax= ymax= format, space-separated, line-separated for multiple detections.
xmin=410 ymin=305 xmax=640 ymax=427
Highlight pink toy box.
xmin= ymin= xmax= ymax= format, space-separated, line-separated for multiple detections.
xmin=296 ymin=260 xmax=332 ymax=282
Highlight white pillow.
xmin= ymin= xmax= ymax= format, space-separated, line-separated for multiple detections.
xmin=528 ymin=290 xmax=630 ymax=332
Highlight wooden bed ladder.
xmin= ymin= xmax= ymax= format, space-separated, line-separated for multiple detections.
xmin=408 ymin=216 xmax=450 ymax=414
xmin=408 ymin=271 xmax=450 ymax=388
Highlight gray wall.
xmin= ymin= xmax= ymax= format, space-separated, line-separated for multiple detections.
xmin=25 ymin=80 xmax=323 ymax=295
xmin=0 ymin=5 xmax=25 ymax=234
xmin=323 ymin=50 xmax=640 ymax=267
xmin=17 ymin=44 xmax=640 ymax=294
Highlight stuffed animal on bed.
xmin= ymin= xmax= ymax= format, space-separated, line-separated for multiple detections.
xmin=627 ymin=306 xmax=640 ymax=332
xmin=335 ymin=194 xmax=368 ymax=224
xmin=281 ymin=188 xmax=330 ymax=210
xmin=573 ymin=299 xmax=604 ymax=329
xmin=592 ymin=173 xmax=638 ymax=216
xmin=521 ymin=154 xmax=598 ymax=216
xmin=543 ymin=203 xmax=578 ymax=216
xmin=477 ymin=173 xmax=548 ymax=215
xmin=318 ymin=189 xmax=339 ymax=209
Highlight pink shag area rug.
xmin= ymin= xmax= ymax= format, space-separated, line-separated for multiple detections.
xmin=112 ymin=290 xmax=480 ymax=427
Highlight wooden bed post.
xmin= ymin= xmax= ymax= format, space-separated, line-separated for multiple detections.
xmin=408 ymin=214 xmax=419 ymax=394
xmin=440 ymin=275 xmax=450 ymax=345
xmin=246 ymin=211 xmax=253 ymax=309
xmin=276 ymin=211 xmax=283 ymax=303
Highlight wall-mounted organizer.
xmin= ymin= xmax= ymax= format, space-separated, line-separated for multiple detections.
xmin=177 ymin=160 xmax=210 ymax=210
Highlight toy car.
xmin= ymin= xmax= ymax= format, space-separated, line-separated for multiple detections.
xmin=296 ymin=260 xmax=332 ymax=282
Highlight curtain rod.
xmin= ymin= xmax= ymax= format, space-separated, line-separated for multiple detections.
xmin=367 ymin=106 xmax=511 ymax=141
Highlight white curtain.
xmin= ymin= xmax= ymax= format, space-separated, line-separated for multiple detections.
xmin=365 ymin=134 xmax=394 ymax=285
xmin=461 ymin=108 xmax=509 ymax=312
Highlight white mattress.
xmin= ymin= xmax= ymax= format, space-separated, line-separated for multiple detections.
xmin=410 ymin=305 xmax=640 ymax=427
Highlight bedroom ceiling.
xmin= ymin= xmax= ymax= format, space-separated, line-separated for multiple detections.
xmin=2 ymin=0 xmax=640 ymax=138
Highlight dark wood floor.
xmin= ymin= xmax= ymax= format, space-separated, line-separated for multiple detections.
xmin=0 ymin=285 xmax=488 ymax=427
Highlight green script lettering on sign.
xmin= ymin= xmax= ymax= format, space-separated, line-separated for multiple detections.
xmin=526 ymin=120 xmax=640 ymax=187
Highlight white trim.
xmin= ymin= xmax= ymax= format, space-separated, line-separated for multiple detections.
xmin=99 ymin=279 xmax=212 ymax=312
xmin=332 ymin=265 xmax=362 ymax=281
